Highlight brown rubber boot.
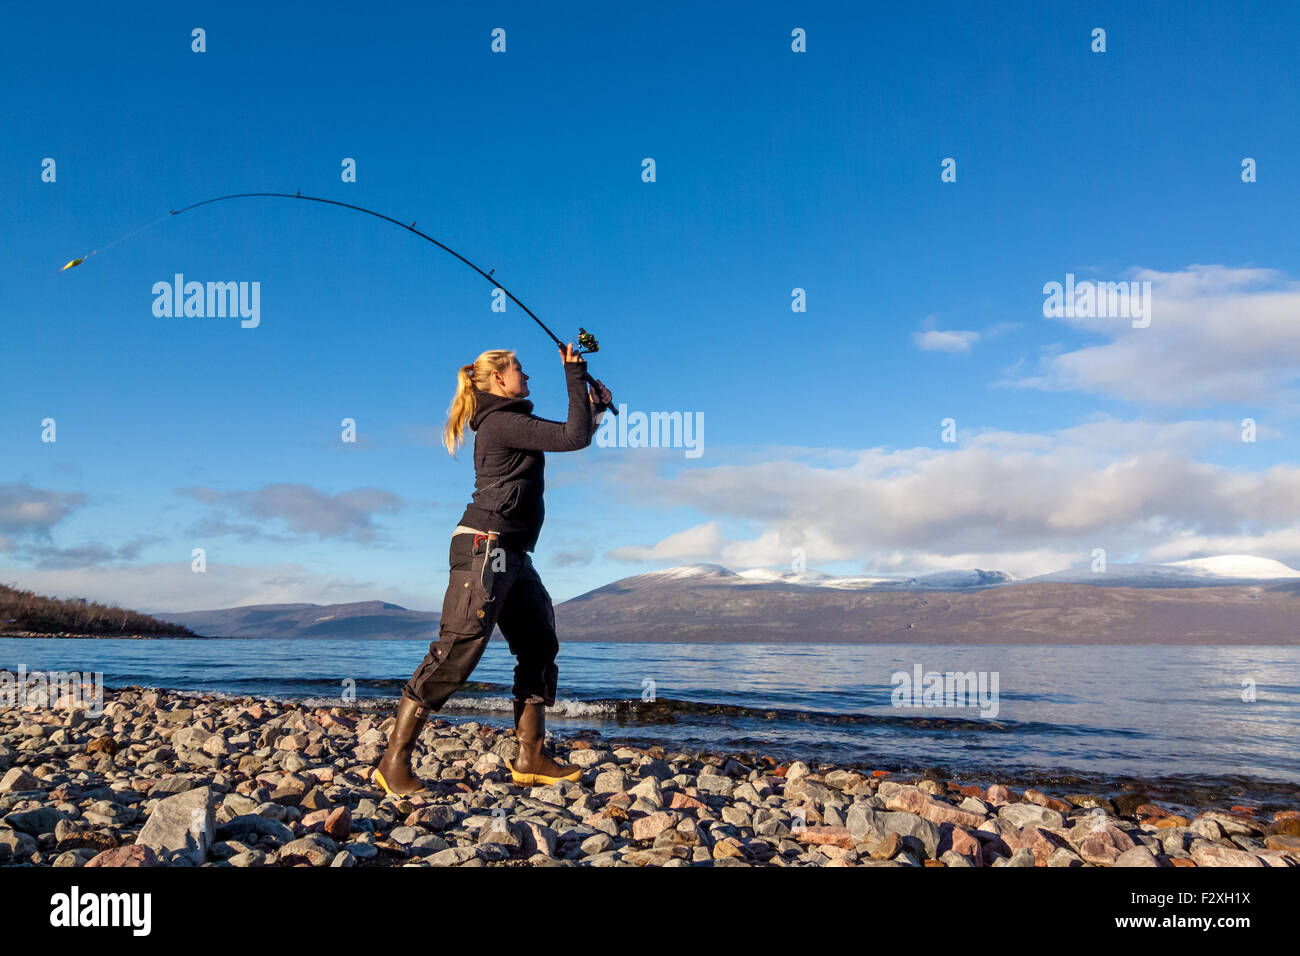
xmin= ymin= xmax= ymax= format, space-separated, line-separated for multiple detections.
xmin=510 ymin=701 xmax=580 ymax=784
xmin=373 ymin=696 xmax=430 ymax=795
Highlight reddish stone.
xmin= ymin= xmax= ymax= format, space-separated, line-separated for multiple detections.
xmin=1264 ymin=834 xmax=1300 ymax=854
xmin=871 ymin=770 xmax=891 ymax=778
xmin=985 ymin=785 xmax=1013 ymax=806
xmin=1190 ymin=844 xmax=1263 ymax=867
xmin=885 ymin=787 xmax=985 ymax=828
xmin=631 ymin=811 xmax=678 ymax=841
xmin=923 ymin=859 xmax=946 ymax=867
xmin=301 ymin=809 xmax=329 ymax=831
xmin=1170 ymin=857 xmax=1197 ymax=867
xmin=938 ymin=824 xmax=983 ymax=865
xmin=669 ymin=791 xmax=707 ymax=811
xmin=1133 ymin=804 xmax=1166 ymax=821
xmin=1005 ymin=826 xmax=1066 ymax=866
xmin=49 ymin=783 xmax=83 ymax=802
xmin=796 ymin=826 xmax=856 ymax=849
xmin=1272 ymin=810 xmax=1300 ymax=822
xmin=1077 ymin=826 xmax=1136 ymax=865
xmin=1023 ymin=790 xmax=1071 ymax=813
xmin=1155 ymin=815 xmax=1190 ymax=828
xmin=1230 ymin=805 xmax=1257 ymax=815
xmin=959 ymin=784 xmax=986 ymax=799
xmin=86 ymin=845 xmax=159 ymax=867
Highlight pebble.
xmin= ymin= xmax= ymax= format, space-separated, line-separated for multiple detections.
xmin=0 ymin=685 xmax=1293 ymax=870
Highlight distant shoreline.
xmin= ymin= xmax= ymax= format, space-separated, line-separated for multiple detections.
xmin=3 ymin=631 xmax=1298 ymax=646
xmin=0 ymin=631 xmax=213 ymax=641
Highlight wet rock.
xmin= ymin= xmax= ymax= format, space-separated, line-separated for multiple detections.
xmin=1111 ymin=793 xmax=1152 ymax=816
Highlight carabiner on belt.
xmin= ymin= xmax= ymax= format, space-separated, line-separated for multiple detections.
xmin=475 ymin=530 xmax=500 ymax=602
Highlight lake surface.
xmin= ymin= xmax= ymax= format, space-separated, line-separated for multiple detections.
xmin=4 ymin=638 xmax=1298 ymax=809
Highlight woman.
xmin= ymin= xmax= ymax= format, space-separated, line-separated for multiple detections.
xmin=374 ymin=342 xmax=612 ymax=795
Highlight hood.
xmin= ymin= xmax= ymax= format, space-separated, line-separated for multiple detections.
xmin=469 ymin=389 xmax=534 ymax=430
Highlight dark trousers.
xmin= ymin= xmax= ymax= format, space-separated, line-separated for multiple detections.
xmin=401 ymin=532 xmax=559 ymax=710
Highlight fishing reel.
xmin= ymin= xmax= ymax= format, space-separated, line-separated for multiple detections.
xmin=572 ymin=327 xmax=618 ymax=416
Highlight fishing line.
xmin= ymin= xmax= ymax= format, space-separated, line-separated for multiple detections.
xmin=61 ymin=190 xmax=616 ymax=412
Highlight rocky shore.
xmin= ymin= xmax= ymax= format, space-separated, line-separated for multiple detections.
xmin=2 ymin=685 xmax=1298 ymax=868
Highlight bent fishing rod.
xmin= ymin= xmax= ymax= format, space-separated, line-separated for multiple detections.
xmin=61 ymin=190 xmax=617 ymax=414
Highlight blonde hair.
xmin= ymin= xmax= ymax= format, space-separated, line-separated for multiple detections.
xmin=443 ymin=349 xmax=516 ymax=455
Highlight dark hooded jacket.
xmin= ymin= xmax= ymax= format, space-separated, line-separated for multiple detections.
xmin=456 ymin=360 xmax=596 ymax=553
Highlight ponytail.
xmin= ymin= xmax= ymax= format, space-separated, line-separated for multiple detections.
xmin=443 ymin=350 xmax=515 ymax=455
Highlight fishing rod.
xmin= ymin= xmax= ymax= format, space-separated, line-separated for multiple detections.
xmin=61 ymin=190 xmax=617 ymax=414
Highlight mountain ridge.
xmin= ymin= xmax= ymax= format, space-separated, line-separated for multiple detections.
xmin=148 ymin=553 xmax=1300 ymax=643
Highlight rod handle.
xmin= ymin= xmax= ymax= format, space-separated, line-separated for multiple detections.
xmin=583 ymin=370 xmax=618 ymax=416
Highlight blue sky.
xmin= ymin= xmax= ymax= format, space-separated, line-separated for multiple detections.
xmin=3 ymin=1 xmax=1300 ymax=611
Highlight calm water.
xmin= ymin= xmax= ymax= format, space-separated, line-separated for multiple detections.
xmin=4 ymin=638 xmax=1298 ymax=807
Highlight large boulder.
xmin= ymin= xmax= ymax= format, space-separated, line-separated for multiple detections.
xmin=135 ymin=785 xmax=216 ymax=865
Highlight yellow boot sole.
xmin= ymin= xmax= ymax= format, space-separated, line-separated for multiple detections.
xmin=373 ymin=767 xmax=429 ymax=797
xmin=507 ymin=760 xmax=581 ymax=786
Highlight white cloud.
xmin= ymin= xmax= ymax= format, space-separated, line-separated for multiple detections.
xmin=179 ymin=483 xmax=406 ymax=542
xmin=914 ymin=329 xmax=980 ymax=352
xmin=0 ymin=561 xmax=425 ymax=615
xmin=1011 ymin=265 xmax=1300 ymax=407
xmin=598 ymin=418 xmax=1300 ymax=577
xmin=608 ymin=521 xmax=724 ymax=561
xmin=0 ymin=483 xmax=85 ymax=536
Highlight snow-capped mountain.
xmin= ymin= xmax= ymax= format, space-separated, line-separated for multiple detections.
xmin=641 ymin=555 xmax=1300 ymax=591
xmin=1024 ymin=554 xmax=1300 ymax=588
xmin=553 ymin=554 xmax=1300 ymax=644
